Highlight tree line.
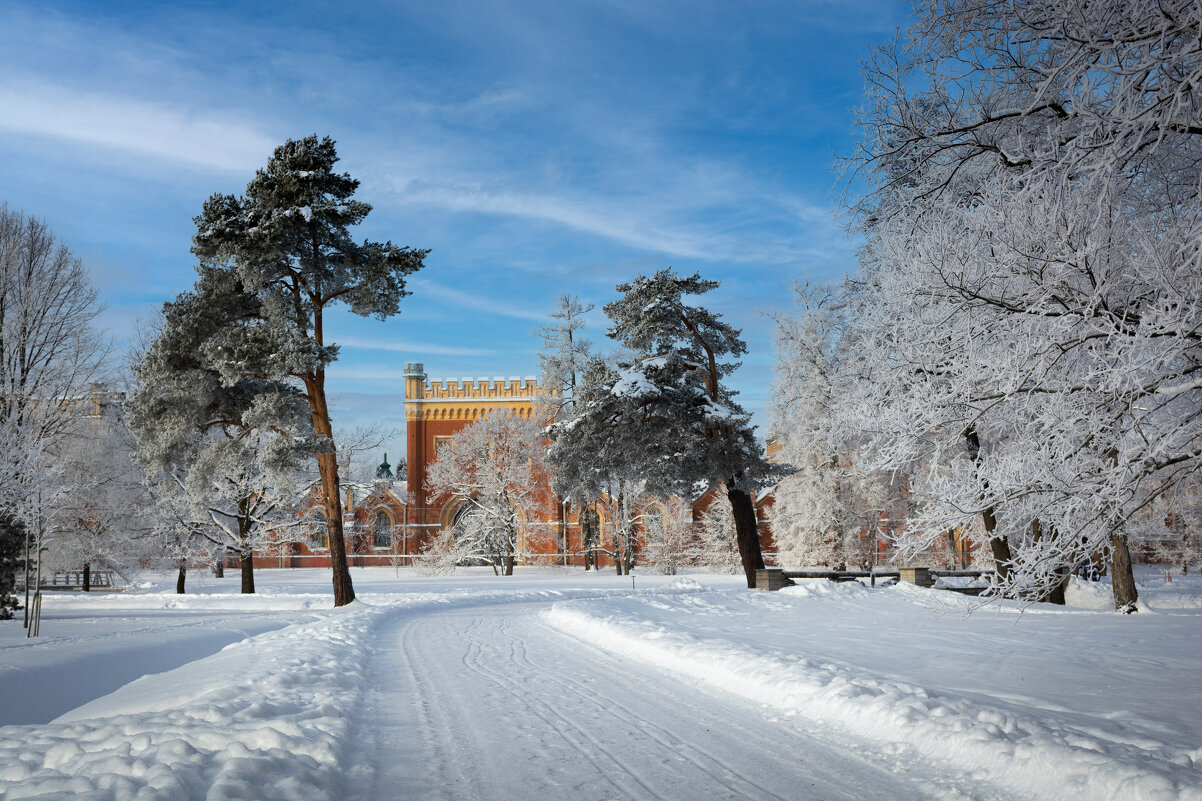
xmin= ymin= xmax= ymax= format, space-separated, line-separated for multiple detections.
xmin=4 ymin=0 xmax=1198 ymax=616
xmin=768 ymin=0 xmax=1202 ymax=612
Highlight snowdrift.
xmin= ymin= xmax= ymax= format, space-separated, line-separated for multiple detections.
xmin=546 ymin=580 xmax=1202 ymax=801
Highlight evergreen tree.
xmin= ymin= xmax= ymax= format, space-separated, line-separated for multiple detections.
xmin=128 ymin=266 xmax=318 ymax=595
xmin=191 ymin=136 xmax=428 ymax=605
xmin=547 ymin=356 xmax=652 ymax=575
xmin=0 ymin=512 xmax=22 ymax=620
xmin=536 ymin=293 xmax=595 ymax=562
xmin=536 ymin=293 xmax=594 ymax=417
xmin=602 ymin=270 xmax=773 ymax=587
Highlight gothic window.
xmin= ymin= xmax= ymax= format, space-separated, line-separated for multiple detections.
xmin=372 ymin=511 xmax=392 ymax=549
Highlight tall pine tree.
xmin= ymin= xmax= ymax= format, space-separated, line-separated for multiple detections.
xmin=551 ymin=269 xmax=773 ymax=586
xmin=191 ymin=136 xmax=428 ymax=605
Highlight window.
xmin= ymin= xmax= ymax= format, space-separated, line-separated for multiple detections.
xmin=434 ymin=435 xmax=453 ymax=456
xmin=372 ymin=510 xmax=392 ymax=549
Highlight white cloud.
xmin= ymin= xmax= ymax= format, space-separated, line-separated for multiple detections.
xmin=0 ymin=81 xmax=276 ymax=172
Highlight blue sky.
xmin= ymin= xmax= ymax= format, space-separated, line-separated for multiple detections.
xmin=0 ymin=0 xmax=906 ymax=462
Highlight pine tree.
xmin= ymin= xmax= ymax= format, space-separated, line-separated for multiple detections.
xmin=128 ymin=266 xmax=316 ymax=594
xmin=602 ymin=269 xmax=773 ymax=587
xmin=536 ymin=294 xmax=595 ymax=563
xmin=0 ymin=512 xmax=22 ymax=620
xmin=547 ymin=356 xmax=652 ymax=574
xmin=536 ymin=293 xmax=594 ymax=417
xmin=191 ymin=136 xmax=428 ymax=605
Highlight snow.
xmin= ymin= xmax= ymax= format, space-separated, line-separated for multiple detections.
xmin=1 ymin=568 xmax=1200 ymax=800
xmin=610 ymin=366 xmax=660 ymax=398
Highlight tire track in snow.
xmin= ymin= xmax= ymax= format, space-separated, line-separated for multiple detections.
xmin=457 ymin=612 xmax=664 ymax=800
xmin=477 ymin=613 xmax=791 ymax=801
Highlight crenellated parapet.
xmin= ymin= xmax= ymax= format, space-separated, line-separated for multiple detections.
xmin=420 ymin=376 xmax=539 ymax=401
xmin=403 ymin=363 xmax=543 ymax=421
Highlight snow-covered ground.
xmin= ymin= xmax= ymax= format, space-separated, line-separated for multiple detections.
xmin=0 ymin=566 xmax=1199 ymax=800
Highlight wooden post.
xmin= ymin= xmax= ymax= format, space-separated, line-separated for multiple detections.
xmin=899 ymin=567 xmax=934 ymax=587
xmin=755 ymin=568 xmax=795 ymax=591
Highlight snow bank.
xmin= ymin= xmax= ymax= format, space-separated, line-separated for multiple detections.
xmin=0 ymin=601 xmax=383 ymax=801
xmin=546 ymin=582 xmax=1202 ymax=801
xmin=0 ymin=578 xmax=709 ymax=801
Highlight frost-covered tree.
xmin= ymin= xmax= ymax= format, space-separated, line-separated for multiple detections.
xmin=191 ymin=135 xmax=428 ymax=606
xmin=536 ymin=293 xmax=594 ymax=417
xmin=1142 ymin=474 xmax=1202 ymax=575
xmin=0 ymin=204 xmax=106 ymax=454
xmin=694 ymin=490 xmax=741 ymax=574
xmin=831 ymin=0 xmax=1202 ymax=611
xmin=536 ymin=293 xmax=595 ymax=562
xmin=128 ymin=267 xmax=317 ymax=594
xmin=0 ymin=204 xmax=107 ymax=621
xmin=602 ymin=270 xmax=774 ymax=587
xmin=769 ymin=286 xmax=900 ymax=571
xmin=642 ymin=496 xmax=695 ymax=576
xmin=48 ymin=397 xmax=157 ymax=589
xmin=424 ymin=410 xmax=551 ymax=576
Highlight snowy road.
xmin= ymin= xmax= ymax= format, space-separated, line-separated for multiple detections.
xmin=3 ymin=569 xmax=1198 ymax=801
xmin=347 ymin=598 xmax=987 ymax=801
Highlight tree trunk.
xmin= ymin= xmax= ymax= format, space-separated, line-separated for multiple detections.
xmin=237 ymin=504 xmax=255 ymax=593
xmin=1109 ymin=532 xmax=1138 ymax=613
xmin=614 ymin=487 xmax=626 ymax=575
xmin=241 ymin=551 xmax=255 ymax=594
xmin=1043 ymin=568 xmax=1070 ymax=605
xmin=308 ymin=379 xmax=355 ymax=606
xmin=727 ymin=480 xmax=765 ymax=589
xmin=965 ymin=428 xmax=1012 ymax=586
xmin=624 ymin=528 xmax=635 ymax=575
xmin=22 ymin=524 xmax=32 ymax=630
xmin=1030 ymin=519 xmax=1069 ymax=605
xmin=213 ymin=558 xmax=224 ymax=578
xmin=176 ymin=561 xmax=187 ymax=594
xmin=82 ymin=563 xmax=91 ymax=592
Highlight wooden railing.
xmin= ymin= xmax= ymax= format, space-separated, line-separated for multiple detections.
xmin=757 ymin=567 xmax=993 ymax=595
xmin=41 ymin=571 xmax=122 ymax=591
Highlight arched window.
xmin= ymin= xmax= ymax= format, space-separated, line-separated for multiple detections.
xmin=372 ymin=511 xmax=392 ymax=549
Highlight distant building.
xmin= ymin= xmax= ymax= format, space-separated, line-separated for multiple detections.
xmin=262 ymin=362 xmax=776 ymax=569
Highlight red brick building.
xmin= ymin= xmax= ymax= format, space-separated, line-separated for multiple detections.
xmin=258 ymin=362 xmax=775 ymax=569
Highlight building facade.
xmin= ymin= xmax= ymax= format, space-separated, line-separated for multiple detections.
xmin=258 ymin=362 xmax=776 ymax=569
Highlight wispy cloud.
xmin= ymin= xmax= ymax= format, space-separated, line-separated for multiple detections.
xmin=333 ymin=334 xmax=495 ymax=357
xmin=401 ymin=183 xmax=718 ymax=260
xmin=0 ymin=81 xmax=276 ymax=172
xmin=408 ymin=278 xmax=547 ymax=321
